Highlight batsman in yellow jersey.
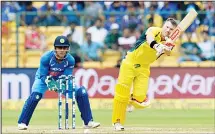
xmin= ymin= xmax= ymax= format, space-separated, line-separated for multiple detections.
xmin=112 ymin=18 xmax=178 ymax=131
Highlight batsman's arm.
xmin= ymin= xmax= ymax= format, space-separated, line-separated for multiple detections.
xmin=145 ymin=27 xmax=157 ymax=46
xmin=145 ymin=28 xmax=167 ymax=56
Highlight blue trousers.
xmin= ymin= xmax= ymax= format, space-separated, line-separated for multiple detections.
xmin=18 ymin=77 xmax=93 ymax=126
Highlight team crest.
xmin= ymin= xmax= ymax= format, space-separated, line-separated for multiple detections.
xmin=36 ymin=95 xmax=40 ymax=99
xmin=60 ymin=38 xmax=65 ymax=43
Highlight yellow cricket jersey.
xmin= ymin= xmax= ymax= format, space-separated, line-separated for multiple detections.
xmin=125 ymin=27 xmax=164 ymax=65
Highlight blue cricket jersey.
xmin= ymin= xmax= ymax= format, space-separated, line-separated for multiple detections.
xmin=35 ymin=50 xmax=75 ymax=83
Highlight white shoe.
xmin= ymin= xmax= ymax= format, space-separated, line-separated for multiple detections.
xmin=113 ymin=123 xmax=124 ymax=131
xmin=18 ymin=123 xmax=28 ymax=130
xmin=84 ymin=121 xmax=100 ymax=128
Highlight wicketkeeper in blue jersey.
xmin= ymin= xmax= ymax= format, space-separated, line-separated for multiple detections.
xmin=18 ymin=35 xmax=100 ymax=130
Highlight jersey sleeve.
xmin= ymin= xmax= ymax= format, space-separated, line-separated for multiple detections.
xmin=63 ymin=55 xmax=75 ymax=76
xmin=39 ymin=52 xmax=51 ymax=83
xmin=145 ymin=27 xmax=158 ymax=38
xmin=145 ymin=27 xmax=162 ymax=45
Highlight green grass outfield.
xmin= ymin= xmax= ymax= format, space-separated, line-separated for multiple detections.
xmin=2 ymin=109 xmax=215 ymax=134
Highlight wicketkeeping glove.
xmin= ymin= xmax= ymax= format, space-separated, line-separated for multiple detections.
xmin=57 ymin=75 xmax=67 ymax=93
xmin=45 ymin=76 xmax=59 ymax=92
xmin=56 ymin=80 xmax=66 ymax=93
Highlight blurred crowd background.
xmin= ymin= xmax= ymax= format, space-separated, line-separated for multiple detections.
xmin=2 ymin=1 xmax=215 ymax=68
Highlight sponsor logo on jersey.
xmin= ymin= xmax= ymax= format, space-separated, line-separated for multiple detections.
xmin=50 ymin=68 xmax=64 ymax=71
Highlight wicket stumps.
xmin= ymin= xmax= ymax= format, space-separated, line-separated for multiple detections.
xmin=71 ymin=75 xmax=76 ymax=129
xmin=58 ymin=77 xmax=63 ymax=129
xmin=58 ymin=75 xmax=76 ymax=130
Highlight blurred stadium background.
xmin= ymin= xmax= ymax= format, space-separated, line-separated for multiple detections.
xmin=2 ymin=1 xmax=215 ymax=133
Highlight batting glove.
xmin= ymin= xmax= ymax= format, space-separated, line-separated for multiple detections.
xmin=154 ymin=43 xmax=174 ymax=56
xmin=153 ymin=43 xmax=166 ymax=56
xmin=164 ymin=37 xmax=175 ymax=56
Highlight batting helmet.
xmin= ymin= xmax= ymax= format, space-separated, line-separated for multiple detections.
xmin=54 ymin=36 xmax=70 ymax=47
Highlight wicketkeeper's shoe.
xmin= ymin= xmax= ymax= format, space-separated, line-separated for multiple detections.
xmin=18 ymin=123 xmax=28 ymax=130
xmin=84 ymin=121 xmax=100 ymax=128
xmin=113 ymin=123 xmax=124 ymax=131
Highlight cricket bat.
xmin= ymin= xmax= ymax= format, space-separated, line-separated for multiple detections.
xmin=162 ymin=9 xmax=198 ymax=56
xmin=168 ymin=8 xmax=198 ymax=43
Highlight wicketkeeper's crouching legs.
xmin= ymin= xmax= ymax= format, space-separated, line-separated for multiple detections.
xmin=18 ymin=92 xmax=43 ymax=130
xmin=18 ymin=86 xmax=100 ymax=130
xmin=67 ymin=86 xmax=100 ymax=128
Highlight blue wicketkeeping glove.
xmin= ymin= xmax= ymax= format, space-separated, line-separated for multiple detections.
xmin=45 ymin=76 xmax=60 ymax=92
